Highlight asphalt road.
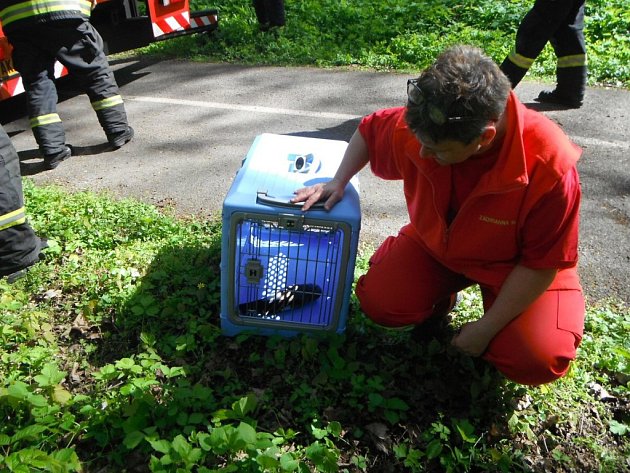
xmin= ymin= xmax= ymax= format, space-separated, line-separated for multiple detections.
xmin=2 ymin=57 xmax=629 ymax=304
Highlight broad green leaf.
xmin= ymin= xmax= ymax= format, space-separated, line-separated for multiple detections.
xmin=116 ymin=358 xmax=136 ymax=370
xmin=454 ymin=419 xmax=477 ymax=444
xmin=41 ymin=363 xmax=67 ymax=385
xmin=212 ymin=409 xmax=232 ymax=422
xmin=124 ymin=431 xmax=145 ymax=449
xmin=52 ymin=385 xmax=73 ymax=405
xmin=171 ymin=434 xmax=191 ymax=457
xmin=188 ymin=412 xmax=205 ymax=424
xmin=148 ymin=438 xmax=172 ymax=454
xmin=327 ymin=421 xmax=342 ymax=438
xmin=160 ymin=453 xmax=174 ymax=466
xmin=386 ymin=398 xmax=409 ymax=411
xmin=384 ymin=410 xmax=400 ymax=425
xmin=236 ymin=422 xmax=258 ymax=448
xmin=311 ymin=425 xmax=327 ymax=440
xmin=393 ymin=443 xmax=407 ymax=458
xmin=210 ymin=425 xmax=231 ymax=451
xmin=425 ymin=439 xmax=442 ymax=459
xmin=188 ymin=448 xmax=203 ymax=463
xmin=233 ymin=394 xmax=257 ymax=418
xmin=368 ymin=392 xmax=384 ymax=408
xmin=610 ymin=420 xmax=629 ymax=435
xmin=6 ymin=381 xmax=30 ymax=400
xmin=280 ymin=452 xmax=300 ymax=471
xmin=27 ymin=393 xmax=49 ymax=408
xmin=50 ymin=448 xmax=81 ymax=468
xmin=197 ymin=432 xmax=213 ymax=452
xmin=11 ymin=424 xmax=47 ymax=443
xmin=257 ymin=452 xmax=280 ymax=469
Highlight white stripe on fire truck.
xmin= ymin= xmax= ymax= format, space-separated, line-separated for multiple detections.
xmin=191 ymin=14 xmax=217 ymax=27
xmin=3 ymin=75 xmax=26 ymax=97
xmin=165 ymin=13 xmax=186 ymax=31
xmin=14 ymin=77 xmax=24 ymax=95
xmin=153 ymin=11 xmax=190 ymax=36
xmin=152 ymin=23 xmax=164 ymax=37
xmin=53 ymin=62 xmax=67 ymax=79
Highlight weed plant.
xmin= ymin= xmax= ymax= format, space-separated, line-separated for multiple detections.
xmin=140 ymin=0 xmax=630 ymax=88
xmin=1 ymin=182 xmax=628 ymax=472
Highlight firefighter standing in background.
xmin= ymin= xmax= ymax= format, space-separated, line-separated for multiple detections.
xmin=252 ymin=0 xmax=285 ymax=31
xmin=0 ymin=124 xmax=46 ymax=282
xmin=0 ymin=0 xmax=134 ymax=170
xmin=500 ymin=0 xmax=587 ymax=108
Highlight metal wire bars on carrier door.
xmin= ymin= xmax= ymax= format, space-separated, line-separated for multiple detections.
xmin=234 ymin=216 xmax=345 ymax=329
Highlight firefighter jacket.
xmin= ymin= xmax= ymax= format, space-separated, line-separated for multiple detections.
xmin=359 ymin=91 xmax=582 ymax=291
xmin=0 ymin=0 xmax=92 ymax=32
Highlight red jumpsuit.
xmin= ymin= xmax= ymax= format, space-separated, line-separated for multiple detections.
xmin=356 ymin=92 xmax=585 ymax=385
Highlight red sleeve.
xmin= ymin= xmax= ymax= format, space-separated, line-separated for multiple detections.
xmin=520 ymin=166 xmax=581 ymax=269
xmin=358 ymin=107 xmax=405 ymax=180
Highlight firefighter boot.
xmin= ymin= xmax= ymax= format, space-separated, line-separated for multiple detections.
xmin=43 ymin=146 xmax=72 ymax=170
xmin=107 ymin=126 xmax=135 ymax=149
xmin=536 ymin=66 xmax=587 ymax=108
xmin=2 ymin=237 xmax=48 ymax=283
xmin=499 ymin=58 xmax=529 ymax=89
xmin=95 ymin=101 xmax=133 ymax=148
xmin=32 ymin=120 xmax=70 ymax=169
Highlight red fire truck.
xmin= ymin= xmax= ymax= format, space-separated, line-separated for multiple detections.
xmin=0 ymin=0 xmax=218 ymax=101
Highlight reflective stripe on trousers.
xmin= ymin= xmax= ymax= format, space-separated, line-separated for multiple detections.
xmin=30 ymin=112 xmax=62 ymax=128
xmin=92 ymin=95 xmax=124 ymax=111
xmin=0 ymin=207 xmax=26 ymax=231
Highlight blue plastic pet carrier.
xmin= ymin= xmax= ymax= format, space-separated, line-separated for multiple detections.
xmin=220 ymin=133 xmax=361 ymax=336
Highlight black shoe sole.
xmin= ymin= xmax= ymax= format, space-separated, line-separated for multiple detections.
xmin=535 ymin=92 xmax=583 ymax=109
xmin=108 ymin=126 xmax=134 ymax=149
xmin=44 ymin=146 xmax=72 ymax=170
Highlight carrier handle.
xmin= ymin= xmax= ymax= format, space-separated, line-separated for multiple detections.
xmin=256 ymin=190 xmax=326 ymax=209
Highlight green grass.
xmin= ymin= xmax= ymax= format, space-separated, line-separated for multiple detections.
xmin=1 ymin=182 xmax=628 ymax=472
xmin=140 ymin=0 xmax=630 ymax=88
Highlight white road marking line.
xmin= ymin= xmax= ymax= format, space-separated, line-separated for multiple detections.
xmin=127 ymin=95 xmax=629 ymax=150
xmin=572 ymin=136 xmax=629 ymax=150
xmin=126 ymin=95 xmax=361 ymax=121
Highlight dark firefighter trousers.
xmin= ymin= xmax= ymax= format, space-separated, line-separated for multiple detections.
xmin=0 ymin=125 xmax=43 ymax=277
xmin=6 ymin=19 xmax=129 ymax=156
xmin=501 ymin=0 xmax=587 ymax=89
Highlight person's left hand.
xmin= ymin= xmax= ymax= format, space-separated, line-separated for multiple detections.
xmin=451 ymin=320 xmax=493 ymax=357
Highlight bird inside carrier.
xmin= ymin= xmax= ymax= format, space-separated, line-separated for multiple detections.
xmin=226 ymin=212 xmax=352 ymax=332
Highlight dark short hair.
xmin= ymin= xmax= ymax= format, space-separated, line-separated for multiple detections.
xmin=405 ymin=45 xmax=511 ymax=144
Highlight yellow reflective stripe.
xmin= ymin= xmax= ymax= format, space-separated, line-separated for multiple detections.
xmin=0 ymin=207 xmax=27 ymax=231
xmin=557 ymin=54 xmax=587 ymax=68
xmin=508 ymin=50 xmax=535 ymax=70
xmin=92 ymin=95 xmax=124 ymax=111
xmin=30 ymin=113 xmax=61 ymax=128
xmin=0 ymin=0 xmax=91 ymax=26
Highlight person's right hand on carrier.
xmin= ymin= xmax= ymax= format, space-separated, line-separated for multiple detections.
xmin=292 ymin=178 xmax=346 ymax=211
xmin=292 ymin=130 xmax=371 ymax=212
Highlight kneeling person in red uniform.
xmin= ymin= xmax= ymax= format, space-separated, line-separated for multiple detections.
xmin=292 ymin=45 xmax=585 ymax=386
